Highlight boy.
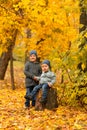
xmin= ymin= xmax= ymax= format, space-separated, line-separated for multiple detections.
xmin=27 ymin=60 xmax=56 ymax=104
xmin=24 ymin=50 xmax=42 ymax=109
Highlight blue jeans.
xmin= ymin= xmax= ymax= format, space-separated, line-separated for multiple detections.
xmin=31 ymin=83 xmax=49 ymax=100
xmin=25 ymin=86 xmax=35 ymax=107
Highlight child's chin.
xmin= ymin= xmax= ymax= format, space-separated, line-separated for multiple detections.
xmin=31 ymin=59 xmax=36 ymax=62
xmin=44 ymin=70 xmax=48 ymax=72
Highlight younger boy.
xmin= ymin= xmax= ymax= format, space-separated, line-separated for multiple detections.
xmin=24 ymin=50 xmax=42 ymax=109
xmin=27 ymin=60 xmax=56 ymax=104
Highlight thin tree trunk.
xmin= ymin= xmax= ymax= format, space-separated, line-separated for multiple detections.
xmin=10 ymin=52 xmax=15 ymax=90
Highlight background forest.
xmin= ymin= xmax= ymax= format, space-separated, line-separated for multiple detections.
xmin=0 ymin=0 xmax=87 ymax=109
xmin=0 ymin=0 xmax=87 ymax=130
xmin=0 ymin=0 xmax=87 ymax=129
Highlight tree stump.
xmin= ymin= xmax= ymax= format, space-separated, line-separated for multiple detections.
xmin=35 ymin=87 xmax=58 ymax=111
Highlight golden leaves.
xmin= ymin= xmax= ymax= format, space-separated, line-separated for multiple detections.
xmin=0 ymin=0 xmax=80 ymax=61
xmin=21 ymin=0 xmax=30 ymax=6
xmin=0 ymin=89 xmax=86 ymax=130
xmin=0 ymin=62 xmax=87 ymax=130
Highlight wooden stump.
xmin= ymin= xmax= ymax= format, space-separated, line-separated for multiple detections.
xmin=35 ymin=88 xmax=58 ymax=111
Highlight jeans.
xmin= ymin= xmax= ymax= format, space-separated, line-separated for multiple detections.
xmin=25 ymin=86 xmax=35 ymax=107
xmin=31 ymin=83 xmax=49 ymax=100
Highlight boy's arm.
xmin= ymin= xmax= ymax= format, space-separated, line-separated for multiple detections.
xmin=48 ymin=73 xmax=56 ymax=87
xmin=33 ymin=76 xmax=40 ymax=81
xmin=24 ymin=62 xmax=34 ymax=79
xmin=33 ymin=65 xmax=42 ymax=81
xmin=39 ymin=65 xmax=42 ymax=76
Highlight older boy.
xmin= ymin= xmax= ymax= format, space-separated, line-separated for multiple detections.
xmin=24 ymin=50 xmax=42 ymax=109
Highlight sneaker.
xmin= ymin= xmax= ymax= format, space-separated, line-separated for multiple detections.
xmin=24 ymin=95 xmax=28 ymax=99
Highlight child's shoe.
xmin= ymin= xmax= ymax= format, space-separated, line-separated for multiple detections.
xmin=24 ymin=95 xmax=28 ymax=99
xmin=27 ymin=95 xmax=32 ymax=100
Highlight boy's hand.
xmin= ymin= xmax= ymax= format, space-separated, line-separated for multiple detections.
xmin=33 ymin=76 xmax=39 ymax=81
xmin=48 ymin=82 xmax=52 ymax=87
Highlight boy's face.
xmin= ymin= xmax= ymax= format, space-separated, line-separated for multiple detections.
xmin=41 ymin=64 xmax=49 ymax=72
xmin=29 ymin=54 xmax=37 ymax=62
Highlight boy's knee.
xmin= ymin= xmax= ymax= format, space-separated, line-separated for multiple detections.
xmin=43 ymin=83 xmax=48 ymax=89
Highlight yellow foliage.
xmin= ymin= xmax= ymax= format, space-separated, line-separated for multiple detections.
xmin=0 ymin=48 xmax=3 ymax=56
xmin=0 ymin=0 xmax=80 ymax=63
xmin=84 ymin=32 xmax=87 ymax=38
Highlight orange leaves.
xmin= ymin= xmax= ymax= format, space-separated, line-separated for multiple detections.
xmin=0 ymin=62 xmax=87 ymax=130
xmin=24 ymin=0 xmax=80 ymax=61
xmin=0 ymin=88 xmax=87 ymax=130
xmin=0 ymin=0 xmax=80 ymax=62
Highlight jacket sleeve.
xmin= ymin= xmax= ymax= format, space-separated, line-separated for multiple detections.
xmin=36 ymin=76 xmax=41 ymax=81
xmin=39 ymin=65 xmax=42 ymax=76
xmin=24 ymin=62 xmax=34 ymax=79
xmin=50 ymin=72 xmax=56 ymax=85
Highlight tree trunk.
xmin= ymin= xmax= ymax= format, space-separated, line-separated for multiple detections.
xmin=0 ymin=52 xmax=10 ymax=80
xmin=79 ymin=0 xmax=87 ymax=32
xmin=79 ymin=11 xmax=87 ymax=32
xmin=35 ymin=88 xmax=58 ymax=111
xmin=0 ymin=30 xmax=17 ymax=80
xmin=78 ymin=0 xmax=87 ymax=70
xmin=10 ymin=52 xmax=15 ymax=90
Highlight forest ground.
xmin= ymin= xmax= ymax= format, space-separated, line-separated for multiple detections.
xmin=0 ymin=61 xmax=87 ymax=130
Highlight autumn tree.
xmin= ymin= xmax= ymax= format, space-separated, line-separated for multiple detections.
xmin=1 ymin=0 xmax=87 ymax=108
xmin=0 ymin=0 xmax=79 ymax=79
xmin=57 ymin=0 xmax=87 ymax=108
xmin=0 ymin=0 xmax=22 ymax=79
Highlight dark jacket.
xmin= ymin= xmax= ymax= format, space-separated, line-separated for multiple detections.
xmin=24 ymin=61 xmax=42 ymax=87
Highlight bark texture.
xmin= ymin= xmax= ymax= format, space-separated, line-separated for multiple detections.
xmin=35 ymin=88 xmax=58 ymax=111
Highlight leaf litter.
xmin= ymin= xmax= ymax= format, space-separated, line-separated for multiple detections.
xmin=0 ymin=64 xmax=87 ymax=130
